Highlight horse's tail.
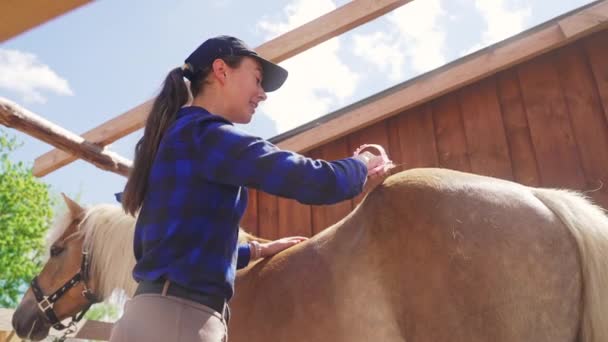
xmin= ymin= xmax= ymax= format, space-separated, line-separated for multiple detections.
xmin=532 ymin=188 xmax=608 ymax=342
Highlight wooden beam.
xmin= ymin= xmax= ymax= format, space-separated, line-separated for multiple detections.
xmin=256 ymin=0 xmax=415 ymax=63
xmin=559 ymin=0 xmax=608 ymax=38
xmin=32 ymin=0 xmax=414 ymax=177
xmin=1 ymin=0 xmax=91 ymax=42
xmin=33 ymin=100 xmax=152 ymax=177
xmin=0 ymin=98 xmax=132 ymax=177
xmin=276 ymin=0 xmax=608 ymax=153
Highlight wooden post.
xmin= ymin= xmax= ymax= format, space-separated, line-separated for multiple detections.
xmin=0 ymin=0 xmax=91 ymax=42
xmin=0 ymin=98 xmax=132 ymax=177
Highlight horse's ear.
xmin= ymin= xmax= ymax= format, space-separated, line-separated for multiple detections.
xmin=61 ymin=193 xmax=85 ymax=218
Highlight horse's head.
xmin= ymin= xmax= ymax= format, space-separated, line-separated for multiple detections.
xmin=12 ymin=194 xmax=100 ymax=341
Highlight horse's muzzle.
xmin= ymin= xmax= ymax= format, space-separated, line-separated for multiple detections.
xmin=12 ymin=297 xmax=52 ymax=341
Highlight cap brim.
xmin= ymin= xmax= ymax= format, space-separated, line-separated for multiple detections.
xmin=254 ymin=57 xmax=288 ymax=92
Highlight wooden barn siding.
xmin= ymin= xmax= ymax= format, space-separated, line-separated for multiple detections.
xmin=241 ymin=30 xmax=608 ymax=239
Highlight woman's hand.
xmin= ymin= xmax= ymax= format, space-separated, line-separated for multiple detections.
xmin=259 ymin=236 xmax=308 ymax=258
xmin=366 ymin=153 xmax=392 ymax=178
xmin=353 ymin=145 xmax=394 ymax=178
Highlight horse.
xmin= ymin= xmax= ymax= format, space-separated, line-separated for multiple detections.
xmin=11 ymin=168 xmax=608 ymax=342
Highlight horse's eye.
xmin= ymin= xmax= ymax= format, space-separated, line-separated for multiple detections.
xmin=50 ymin=245 xmax=64 ymax=257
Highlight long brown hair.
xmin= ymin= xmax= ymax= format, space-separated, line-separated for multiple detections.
xmin=122 ymin=56 xmax=244 ymax=216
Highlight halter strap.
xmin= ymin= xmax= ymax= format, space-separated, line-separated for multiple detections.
xmin=30 ymin=251 xmax=99 ymax=331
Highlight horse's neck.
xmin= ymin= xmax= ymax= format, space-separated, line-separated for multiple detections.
xmin=231 ymin=216 xmax=362 ymax=317
xmin=94 ymin=206 xmax=362 ymax=303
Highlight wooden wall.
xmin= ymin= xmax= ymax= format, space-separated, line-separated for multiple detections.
xmin=242 ymin=29 xmax=608 ymax=239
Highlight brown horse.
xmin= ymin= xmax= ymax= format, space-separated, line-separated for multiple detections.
xmin=11 ymin=168 xmax=608 ymax=341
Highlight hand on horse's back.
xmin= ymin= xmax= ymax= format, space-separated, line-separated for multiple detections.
xmin=363 ymin=169 xmax=391 ymax=193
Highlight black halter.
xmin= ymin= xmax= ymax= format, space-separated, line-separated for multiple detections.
xmin=30 ymin=250 xmax=100 ymax=331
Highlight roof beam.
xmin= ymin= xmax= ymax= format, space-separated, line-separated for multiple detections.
xmin=1 ymin=0 xmax=91 ymax=42
xmin=0 ymin=98 xmax=132 ymax=177
xmin=275 ymin=0 xmax=608 ymax=153
xmin=32 ymin=0 xmax=414 ymax=177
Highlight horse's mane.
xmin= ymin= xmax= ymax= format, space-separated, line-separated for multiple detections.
xmin=46 ymin=202 xmax=261 ymax=302
xmin=48 ymin=204 xmax=138 ymax=300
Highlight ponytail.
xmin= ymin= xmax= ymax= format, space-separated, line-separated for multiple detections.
xmin=122 ymin=55 xmax=245 ymax=216
xmin=122 ymin=67 xmax=189 ymax=215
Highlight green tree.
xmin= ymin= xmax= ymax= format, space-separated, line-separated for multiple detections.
xmin=0 ymin=129 xmax=54 ymax=308
xmin=85 ymin=302 xmax=120 ymax=322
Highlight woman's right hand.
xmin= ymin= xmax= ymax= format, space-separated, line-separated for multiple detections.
xmin=354 ymin=150 xmax=392 ymax=177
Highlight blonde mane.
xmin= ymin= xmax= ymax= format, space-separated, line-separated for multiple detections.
xmin=46 ymin=203 xmax=257 ymax=303
xmin=48 ymin=204 xmax=138 ymax=300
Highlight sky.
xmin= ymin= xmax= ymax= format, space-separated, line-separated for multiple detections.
xmin=0 ymin=0 xmax=595 ymax=207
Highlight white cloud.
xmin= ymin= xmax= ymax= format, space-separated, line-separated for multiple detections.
xmin=463 ymin=0 xmax=531 ymax=55
xmin=257 ymin=0 xmax=335 ymax=38
xmin=389 ymin=0 xmax=447 ymax=73
xmin=476 ymin=0 xmax=531 ymax=44
xmin=256 ymin=0 xmax=359 ymax=133
xmin=0 ymin=49 xmax=73 ymax=104
xmin=353 ymin=0 xmax=447 ymax=79
xmin=353 ymin=32 xmax=405 ymax=81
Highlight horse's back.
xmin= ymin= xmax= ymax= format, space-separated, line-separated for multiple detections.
xmin=231 ymin=168 xmax=583 ymax=342
xmin=348 ymin=168 xmax=582 ymax=341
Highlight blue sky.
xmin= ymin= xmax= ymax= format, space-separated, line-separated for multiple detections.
xmin=0 ymin=0 xmax=594 ymax=206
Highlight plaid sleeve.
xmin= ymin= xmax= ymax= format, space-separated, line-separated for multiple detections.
xmin=236 ymin=243 xmax=251 ymax=269
xmin=189 ymin=121 xmax=367 ymax=205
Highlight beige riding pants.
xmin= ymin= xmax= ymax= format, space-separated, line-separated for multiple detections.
xmin=109 ymin=293 xmax=227 ymax=342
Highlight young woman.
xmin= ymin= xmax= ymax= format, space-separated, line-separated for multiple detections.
xmin=111 ymin=35 xmax=391 ymax=342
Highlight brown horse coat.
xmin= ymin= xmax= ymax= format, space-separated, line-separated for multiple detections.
xmin=230 ymin=168 xmax=582 ymax=341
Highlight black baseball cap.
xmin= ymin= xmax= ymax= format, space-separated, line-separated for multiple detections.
xmin=184 ymin=35 xmax=288 ymax=92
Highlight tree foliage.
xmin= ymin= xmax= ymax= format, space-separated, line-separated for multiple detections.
xmin=0 ymin=129 xmax=54 ymax=308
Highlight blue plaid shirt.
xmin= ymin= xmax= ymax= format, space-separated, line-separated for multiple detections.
xmin=132 ymin=106 xmax=367 ymax=300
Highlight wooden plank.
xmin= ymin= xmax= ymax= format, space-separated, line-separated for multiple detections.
xmin=558 ymin=0 xmax=608 ymax=39
xmin=0 ymin=0 xmax=91 ymax=42
xmin=277 ymin=2 xmax=608 ymax=154
xmin=277 ymin=198 xmax=312 ymax=238
xmin=310 ymin=139 xmax=354 ymax=235
xmin=33 ymin=100 xmax=152 ymax=176
xmin=583 ymin=31 xmax=608 ymax=125
xmin=0 ymin=309 xmax=12 ymax=332
xmin=257 ymin=190 xmax=279 ymax=240
xmin=459 ymin=78 xmax=513 ymax=180
xmin=0 ymin=98 xmax=131 ymax=177
xmin=241 ymin=188 xmax=259 ymax=237
xmin=347 ymin=121 xmax=390 ymax=206
xmin=496 ymin=70 xmax=541 ymax=186
xmin=432 ymin=93 xmax=472 ymax=172
xmin=386 ymin=116 xmax=404 ymax=171
xmin=0 ymin=330 xmax=15 ymax=341
xmin=393 ymin=105 xmax=439 ymax=169
xmin=33 ymin=0 xmax=415 ymax=177
xmin=256 ymin=0 xmax=414 ymax=63
xmin=555 ymin=43 xmax=608 ymax=206
xmin=517 ymin=54 xmax=587 ymax=189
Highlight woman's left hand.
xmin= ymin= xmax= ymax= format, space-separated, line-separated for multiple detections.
xmin=261 ymin=236 xmax=308 ymax=258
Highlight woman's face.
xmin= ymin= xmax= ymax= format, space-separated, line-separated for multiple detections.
xmin=223 ymin=57 xmax=268 ymax=124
